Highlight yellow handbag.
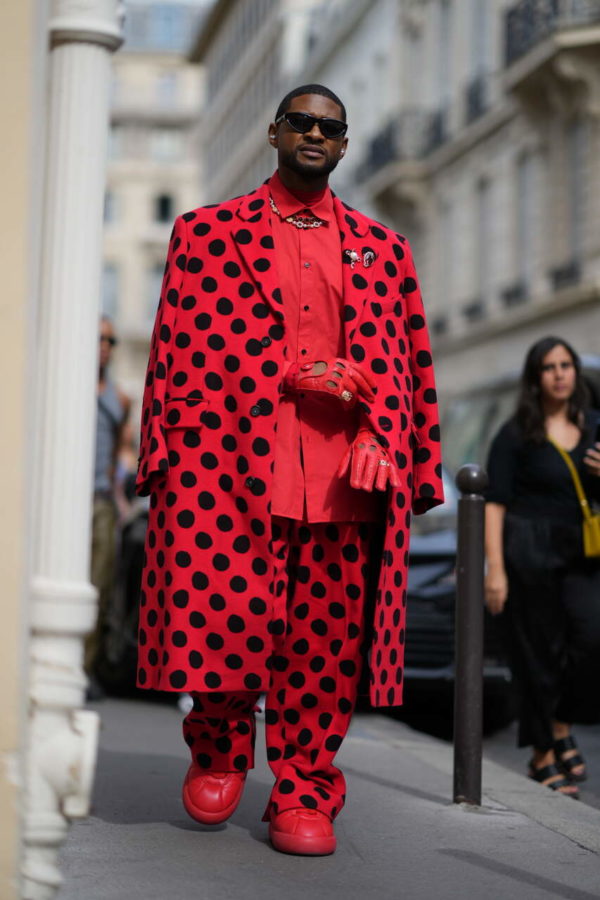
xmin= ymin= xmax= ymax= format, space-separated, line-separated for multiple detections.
xmin=549 ymin=438 xmax=600 ymax=558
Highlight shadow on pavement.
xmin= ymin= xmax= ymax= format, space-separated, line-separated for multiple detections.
xmin=440 ymin=849 xmax=600 ymax=900
xmin=341 ymin=763 xmax=448 ymax=807
xmin=91 ymin=746 xmax=273 ymax=844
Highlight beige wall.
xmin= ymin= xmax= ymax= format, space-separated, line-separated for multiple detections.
xmin=0 ymin=2 xmax=46 ymax=896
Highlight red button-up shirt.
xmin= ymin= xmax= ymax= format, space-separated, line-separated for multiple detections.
xmin=268 ymin=171 xmax=381 ymax=523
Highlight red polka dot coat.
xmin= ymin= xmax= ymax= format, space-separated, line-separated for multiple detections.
xmin=136 ymin=178 xmax=444 ymax=707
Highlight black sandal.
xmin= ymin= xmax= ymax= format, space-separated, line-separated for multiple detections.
xmin=554 ymin=736 xmax=587 ymax=783
xmin=528 ymin=761 xmax=580 ymax=799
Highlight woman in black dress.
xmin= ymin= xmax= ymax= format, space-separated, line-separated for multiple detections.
xmin=485 ymin=336 xmax=600 ymax=797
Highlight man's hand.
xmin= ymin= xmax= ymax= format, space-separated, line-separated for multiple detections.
xmin=283 ymin=358 xmax=376 ymax=409
xmin=338 ymin=428 xmax=400 ymax=492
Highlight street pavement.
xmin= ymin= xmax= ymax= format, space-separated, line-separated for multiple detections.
xmin=58 ymin=698 xmax=600 ymax=900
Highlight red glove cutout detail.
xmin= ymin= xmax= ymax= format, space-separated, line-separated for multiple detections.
xmin=283 ymin=358 xmax=376 ymax=408
xmin=337 ymin=428 xmax=400 ymax=492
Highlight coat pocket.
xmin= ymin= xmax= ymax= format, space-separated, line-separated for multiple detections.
xmin=164 ymin=395 xmax=208 ymax=429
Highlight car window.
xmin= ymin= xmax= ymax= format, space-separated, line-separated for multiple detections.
xmin=480 ymin=387 xmax=517 ymax=465
xmin=441 ymin=395 xmax=492 ymax=476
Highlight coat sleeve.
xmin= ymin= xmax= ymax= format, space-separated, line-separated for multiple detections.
xmin=402 ymin=241 xmax=444 ymax=515
xmin=136 ymin=215 xmax=189 ymax=496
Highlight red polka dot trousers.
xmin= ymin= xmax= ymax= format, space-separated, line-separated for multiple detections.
xmin=183 ymin=518 xmax=371 ymax=821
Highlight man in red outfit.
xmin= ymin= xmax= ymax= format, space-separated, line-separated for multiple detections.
xmin=136 ymin=84 xmax=443 ymax=855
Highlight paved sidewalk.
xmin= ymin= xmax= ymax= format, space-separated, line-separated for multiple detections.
xmin=58 ymin=699 xmax=600 ymax=900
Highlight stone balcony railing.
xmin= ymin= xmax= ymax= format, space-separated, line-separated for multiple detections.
xmin=505 ymin=0 xmax=600 ymax=66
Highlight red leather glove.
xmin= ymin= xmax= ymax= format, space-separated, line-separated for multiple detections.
xmin=283 ymin=358 xmax=376 ymax=409
xmin=338 ymin=428 xmax=400 ymax=492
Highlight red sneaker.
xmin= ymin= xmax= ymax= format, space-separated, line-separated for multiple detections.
xmin=182 ymin=764 xmax=247 ymax=825
xmin=269 ymin=807 xmax=336 ymax=856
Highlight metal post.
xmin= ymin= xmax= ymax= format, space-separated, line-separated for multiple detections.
xmin=453 ymin=463 xmax=488 ymax=805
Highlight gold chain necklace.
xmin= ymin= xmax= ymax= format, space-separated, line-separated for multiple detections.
xmin=269 ymin=194 xmax=324 ymax=229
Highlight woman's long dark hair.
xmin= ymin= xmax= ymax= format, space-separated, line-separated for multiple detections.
xmin=515 ymin=335 xmax=589 ymax=443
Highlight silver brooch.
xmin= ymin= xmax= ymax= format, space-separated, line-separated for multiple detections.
xmin=363 ymin=250 xmax=376 ymax=268
xmin=345 ymin=249 xmax=362 ymax=268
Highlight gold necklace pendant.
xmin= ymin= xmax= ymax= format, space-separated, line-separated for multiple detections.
xmin=269 ymin=194 xmax=324 ymax=229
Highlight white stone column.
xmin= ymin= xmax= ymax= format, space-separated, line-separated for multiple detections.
xmin=22 ymin=2 xmax=123 ymax=898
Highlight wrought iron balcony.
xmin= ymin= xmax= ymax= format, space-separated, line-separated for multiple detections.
xmin=462 ymin=298 xmax=486 ymax=323
xmin=501 ymin=280 xmax=529 ymax=306
xmin=427 ymin=107 xmax=449 ymax=154
xmin=464 ymin=74 xmax=490 ymax=125
xmin=505 ymin=0 xmax=600 ymax=66
xmin=550 ymin=258 xmax=581 ymax=290
xmin=431 ymin=315 xmax=449 ymax=337
xmin=356 ymin=109 xmax=435 ymax=181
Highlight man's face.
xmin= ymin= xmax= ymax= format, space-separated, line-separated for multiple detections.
xmin=99 ymin=319 xmax=116 ymax=370
xmin=268 ymin=94 xmax=348 ymax=182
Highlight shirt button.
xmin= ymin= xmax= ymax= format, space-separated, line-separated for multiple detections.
xmin=303 ymin=305 xmax=309 ymax=311
xmin=250 ymin=405 xmax=261 ymax=417
xmin=245 ymin=476 xmax=255 ymax=488
xmin=304 ymin=262 xmax=311 ymax=268
xmin=301 ymin=349 xmax=307 ymax=355
xmin=261 ymin=336 xmax=272 ymax=347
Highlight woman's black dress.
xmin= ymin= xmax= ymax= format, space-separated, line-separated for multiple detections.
xmin=486 ymin=410 xmax=600 ymax=749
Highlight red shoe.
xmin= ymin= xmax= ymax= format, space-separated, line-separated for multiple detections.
xmin=182 ymin=764 xmax=246 ymax=824
xmin=269 ymin=807 xmax=336 ymax=856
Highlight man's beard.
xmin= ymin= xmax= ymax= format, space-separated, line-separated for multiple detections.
xmin=280 ymin=147 xmax=340 ymax=180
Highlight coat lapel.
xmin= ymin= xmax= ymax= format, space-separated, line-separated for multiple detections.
xmin=333 ymin=198 xmax=378 ymax=351
xmin=232 ymin=181 xmax=284 ymax=323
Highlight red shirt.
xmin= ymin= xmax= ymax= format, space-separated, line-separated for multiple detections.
xmin=269 ymin=171 xmax=381 ymax=523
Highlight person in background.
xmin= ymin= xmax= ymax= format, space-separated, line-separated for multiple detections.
xmin=86 ymin=315 xmax=131 ymax=698
xmin=485 ymin=336 xmax=600 ymax=798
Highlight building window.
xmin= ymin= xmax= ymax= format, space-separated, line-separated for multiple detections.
xmin=102 ymin=263 xmax=119 ymax=319
xmin=154 ymin=194 xmax=174 ymax=223
xmin=470 ymin=0 xmax=490 ymax=74
xmin=124 ymin=4 xmax=203 ymax=53
xmin=475 ymin=178 xmax=491 ymax=305
xmin=516 ymin=152 xmax=535 ymax=290
xmin=157 ymin=71 xmax=178 ymax=106
xmin=107 ymin=125 xmax=124 ymax=160
xmin=148 ymin=262 xmax=165 ymax=321
xmin=437 ymin=0 xmax=452 ymax=106
xmin=149 ymin=5 xmax=185 ymax=50
xmin=125 ymin=6 xmax=148 ymax=47
xmin=566 ymin=118 xmax=585 ymax=262
xmin=438 ymin=201 xmax=454 ymax=311
xmin=150 ymin=128 xmax=183 ymax=162
xmin=104 ymin=190 xmax=117 ymax=224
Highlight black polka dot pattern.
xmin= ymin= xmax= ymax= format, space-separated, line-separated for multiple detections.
xmin=135 ymin=182 xmax=443 ymax=710
xmin=182 ymin=519 xmax=369 ymax=822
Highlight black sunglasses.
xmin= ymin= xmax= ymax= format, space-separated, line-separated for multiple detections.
xmin=275 ymin=111 xmax=348 ymax=140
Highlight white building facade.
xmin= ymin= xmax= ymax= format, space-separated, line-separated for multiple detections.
xmin=302 ymin=0 xmax=600 ymax=397
xmin=190 ymin=0 xmax=323 ymax=200
xmin=190 ymin=0 xmax=600 ymax=404
xmin=103 ymin=0 xmax=208 ymax=409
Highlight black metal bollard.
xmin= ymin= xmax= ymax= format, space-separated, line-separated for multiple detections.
xmin=453 ymin=463 xmax=489 ymax=805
